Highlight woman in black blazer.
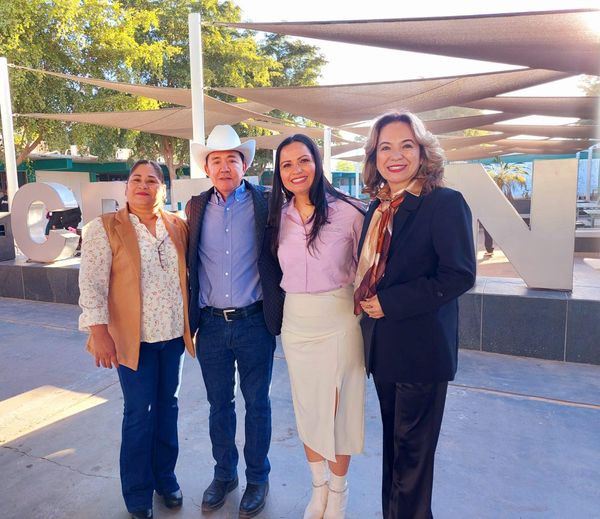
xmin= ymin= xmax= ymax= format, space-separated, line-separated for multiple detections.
xmin=354 ymin=111 xmax=476 ymax=519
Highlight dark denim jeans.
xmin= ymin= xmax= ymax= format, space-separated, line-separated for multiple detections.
xmin=197 ymin=309 xmax=276 ymax=484
xmin=117 ymin=337 xmax=185 ymax=512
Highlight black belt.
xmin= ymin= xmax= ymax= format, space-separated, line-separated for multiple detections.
xmin=202 ymin=300 xmax=263 ymax=322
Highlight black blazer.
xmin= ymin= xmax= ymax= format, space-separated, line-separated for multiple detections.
xmin=358 ymin=187 xmax=476 ymax=383
xmin=186 ymin=180 xmax=284 ymax=337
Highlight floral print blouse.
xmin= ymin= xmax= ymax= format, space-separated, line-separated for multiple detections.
xmin=78 ymin=213 xmax=184 ymax=343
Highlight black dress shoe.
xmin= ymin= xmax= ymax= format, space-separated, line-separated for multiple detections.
xmin=130 ymin=509 xmax=153 ymax=519
xmin=239 ymin=482 xmax=269 ymax=518
xmin=158 ymin=488 xmax=183 ymax=508
xmin=201 ymin=477 xmax=239 ymax=512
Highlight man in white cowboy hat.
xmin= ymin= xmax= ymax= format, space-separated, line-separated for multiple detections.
xmin=186 ymin=125 xmax=284 ymax=518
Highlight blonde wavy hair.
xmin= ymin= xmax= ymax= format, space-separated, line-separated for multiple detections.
xmin=362 ymin=110 xmax=445 ymax=198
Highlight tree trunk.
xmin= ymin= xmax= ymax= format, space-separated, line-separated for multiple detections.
xmin=159 ymin=136 xmax=178 ymax=183
xmin=159 ymin=136 xmax=185 ymax=212
xmin=15 ymin=135 xmax=43 ymax=166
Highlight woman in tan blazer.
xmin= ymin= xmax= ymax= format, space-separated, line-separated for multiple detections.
xmin=79 ymin=160 xmax=194 ymax=519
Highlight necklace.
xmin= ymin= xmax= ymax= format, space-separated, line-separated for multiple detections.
xmin=297 ymin=206 xmax=314 ymax=223
xmin=294 ymin=197 xmax=314 ymax=223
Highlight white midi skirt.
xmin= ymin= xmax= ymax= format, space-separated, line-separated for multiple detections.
xmin=281 ymin=285 xmax=365 ymax=462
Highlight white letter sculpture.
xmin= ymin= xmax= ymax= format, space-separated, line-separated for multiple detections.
xmin=446 ymin=159 xmax=577 ymax=291
xmin=12 ymin=182 xmax=81 ymax=263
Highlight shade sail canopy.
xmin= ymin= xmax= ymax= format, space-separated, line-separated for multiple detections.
xmin=438 ymin=133 xmax=510 ymax=149
xmin=476 ymin=124 xmax=600 ymax=140
xmin=217 ymin=69 xmax=568 ymax=127
xmin=335 ymin=154 xmax=364 ymax=163
xmin=18 ymin=106 xmax=281 ymax=140
xmin=502 ymin=146 xmax=586 ymax=155
xmin=491 ymin=138 xmax=595 ymax=152
xmin=330 ymin=142 xmax=365 ymax=157
xmin=332 ymin=135 xmax=536 ymax=161
xmin=242 ymin=133 xmax=350 ymax=151
xmin=13 ymin=66 xmax=297 ymax=140
xmin=324 ymin=139 xmax=582 ymax=163
xmin=334 ymin=147 xmax=534 ymax=163
xmin=234 ymin=101 xmax=277 ymax=114
xmin=224 ymin=9 xmax=600 ymax=75
xmin=445 ymin=146 xmax=506 ymax=161
xmin=426 ymin=113 xmax=524 ymax=135
xmin=446 ymin=138 xmax=593 ymax=161
xmin=13 ymin=65 xmax=288 ymax=127
xmin=13 ymin=65 xmax=193 ymax=106
xmin=344 ymin=112 xmax=521 ymax=138
xmin=463 ymin=96 xmax=599 ymax=119
xmin=244 ymin=119 xmax=327 ymax=138
xmin=13 ymin=66 xmax=354 ymax=139
xmin=14 ymin=66 xmax=595 ymax=161
xmin=19 ymin=108 xmax=191 ymax=139
xmin=241 ymin=134 xmax=290 ymax=150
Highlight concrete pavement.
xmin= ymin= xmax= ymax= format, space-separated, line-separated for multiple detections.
xmin=1 ymin=296 xmax=599 ymax=519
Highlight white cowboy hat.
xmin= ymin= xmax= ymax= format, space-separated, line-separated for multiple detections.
xmin=191 ymin=125 xmax=256 ymax=170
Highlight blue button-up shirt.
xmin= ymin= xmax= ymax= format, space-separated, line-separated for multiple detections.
xmin=198 ymin=182 xmax=262 ymax=309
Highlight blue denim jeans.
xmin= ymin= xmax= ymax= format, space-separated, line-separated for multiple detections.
xmin=197 ymin=309 xmax=276 ymax=484
xmin=117 ymin=337 xmax=185 ymax=512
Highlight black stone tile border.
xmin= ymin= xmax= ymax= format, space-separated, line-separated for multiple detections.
xmin=459 ymin=277 xmax=600 ymax=366
xmin=1 ymin=259 xmax=599 ymax=366
xmin=0 ymin=257 xmax=80 ymax=305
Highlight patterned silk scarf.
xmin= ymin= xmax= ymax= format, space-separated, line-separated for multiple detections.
xmin=353 ymin=178 xmax=424 ymax=315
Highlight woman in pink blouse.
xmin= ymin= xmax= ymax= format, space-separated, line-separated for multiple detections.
xmin=267 ymin=134 xmax=366 ymax=519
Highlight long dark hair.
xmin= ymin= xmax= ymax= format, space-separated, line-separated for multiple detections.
xmin=268 ymin=134 xmax=363 ymax=255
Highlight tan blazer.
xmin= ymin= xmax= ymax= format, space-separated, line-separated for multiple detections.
xmin=86 ymin=207 xmax=195 ymax=370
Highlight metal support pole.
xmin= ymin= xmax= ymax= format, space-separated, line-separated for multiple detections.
xmin=188 ymin=12 xmax=206 ymax=178
xmin=323 ymin=127 xmax=332 ymax=182
xmin=585 ymin=144 xmax=593 ymax=201
xmin=0 ymin=57 xmax=19 ymax=209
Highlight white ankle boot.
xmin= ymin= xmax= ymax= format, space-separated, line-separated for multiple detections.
xmin=323 ymin=474 xmax=348 ymax=519
xmin=303 ymin=481 xmax=329 ymax=519
xmin=303 ymin=460 xmax=329 ymax=519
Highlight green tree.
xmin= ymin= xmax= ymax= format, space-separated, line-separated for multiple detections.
xmin=120 ymin=0 xmax=326 ymax=179
xmin=0 ymin=0 xmax=175 ymax=168
xmin=578 ymin=75 xmax=600 ymax=96
xmin=258 ymin=33 xmax=326 ymax=88
xmin=244 ymin=33 xmax=327 ymax=174
xmin=119 ymin=0 xmax=280 ymax=179
xmin=1 ymin=0 xmax=326 ymax=181
xmin=335 ymin=160 xmax=356 ymax=172
xmin=577 ymin=75 xmax=599 ymax=125
xmin=485 ymin=157 xmax=529 ymax=201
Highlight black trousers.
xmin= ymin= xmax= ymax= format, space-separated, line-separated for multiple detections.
xmin=482 ymin=226 xmax=494 ymax=253
xmin=373 ymin=378 xmax=448 ymax=519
